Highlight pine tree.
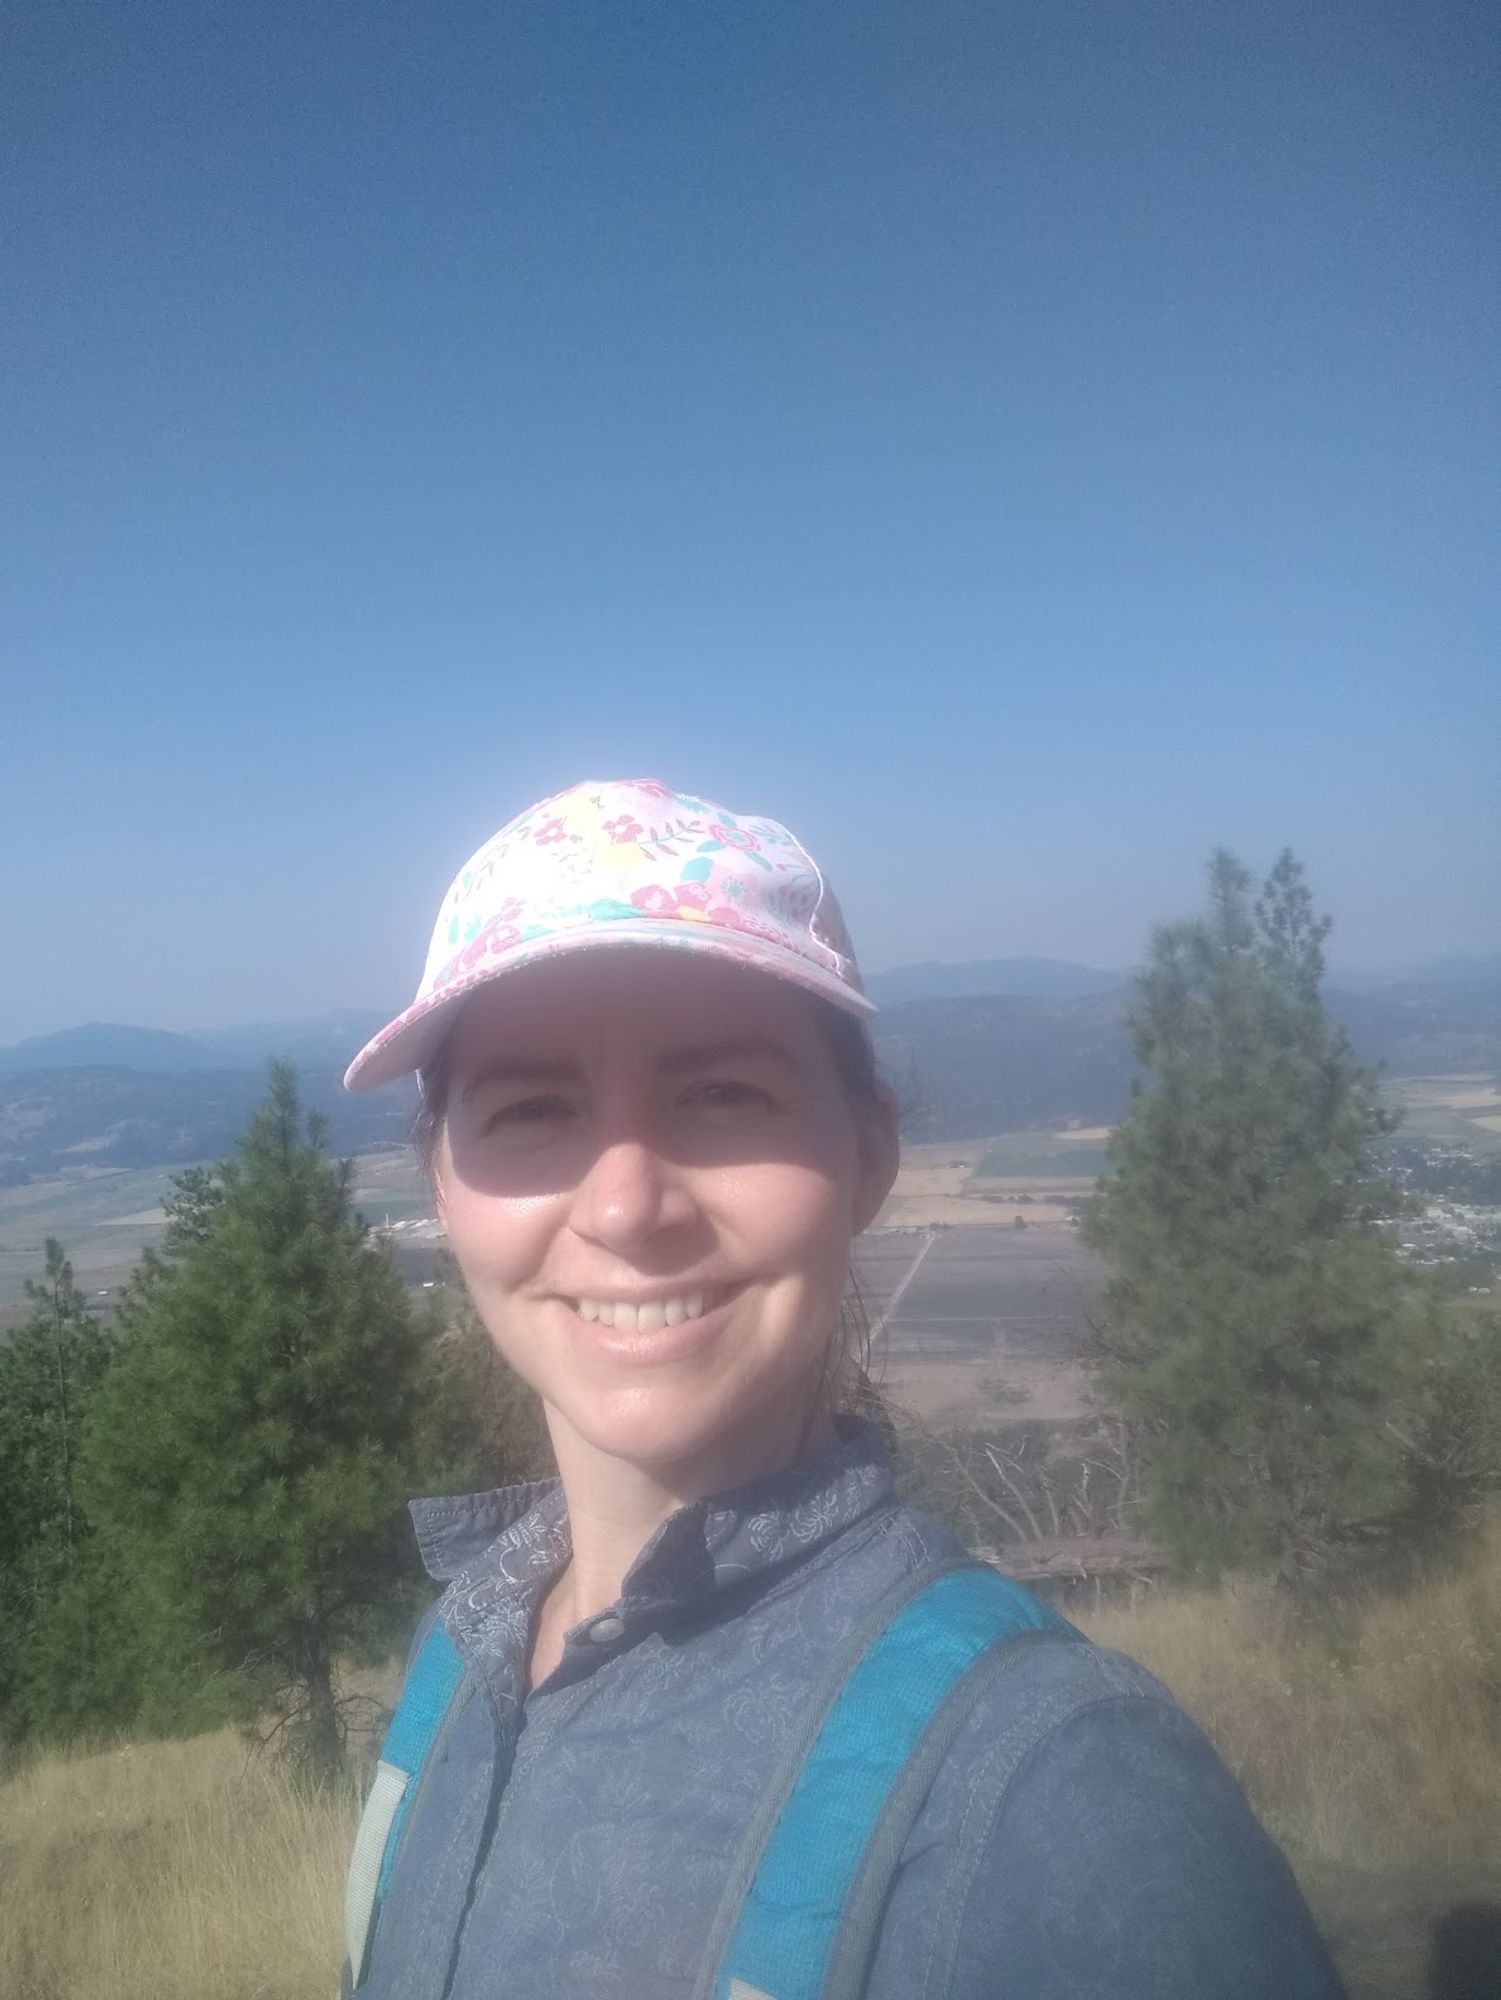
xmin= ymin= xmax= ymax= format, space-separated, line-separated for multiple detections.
xmin=408 ymin=1254 xmax=550 ymax=1496
xmin=1083 ymin=849 xmax=1420 ymax=1580
xmin=67 ymin=1164 xmax=247 ymax=1739
xmin=1403 ymin=1302 xmax=1501 ymax=1535
xmin=80 ymin=1064 xmax=433 ymax=1779
xmin=0 ymin=1240 xmax=115 ymax=1737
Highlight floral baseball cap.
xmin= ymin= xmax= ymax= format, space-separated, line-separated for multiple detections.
xmin=343 ymin=778 xmax=875 ymax=1092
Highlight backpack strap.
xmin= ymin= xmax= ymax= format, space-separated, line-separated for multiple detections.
xmin=347 ymin=1564 xmax=1071 ymax=1999
xmin=343 ymin=1619 xmax=467 ymax=1992
xmin=699 ymin=1562 xmax=1074 ymax=2000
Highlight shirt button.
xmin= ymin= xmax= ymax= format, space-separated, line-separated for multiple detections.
xmin=586 ymin=1614 xmax=625 ymax=1644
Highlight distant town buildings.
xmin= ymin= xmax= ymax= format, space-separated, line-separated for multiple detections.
xmin=1380 ymin=1143 xmax=1501 ymax=1290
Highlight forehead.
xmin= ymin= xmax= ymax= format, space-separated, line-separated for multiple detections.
xmin=444 ymin=950 xmax=828 ymax=1074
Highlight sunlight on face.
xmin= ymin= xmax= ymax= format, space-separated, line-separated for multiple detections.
xmin=432 ymin=951 xmax=896 ymax=1477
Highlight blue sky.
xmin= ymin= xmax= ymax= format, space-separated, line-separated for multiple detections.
xmin=4 ymin=0 xmax=1496 ymax=1043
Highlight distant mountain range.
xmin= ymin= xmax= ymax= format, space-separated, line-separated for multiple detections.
xmin=874 ymin=992 xmax=1131 ymax=1139
xmin=0 ymin=1065 xmax=413 ymax=1187
xmin=1319 ymin=954 xmax=1501 ymax=993
xmin=868 ymin=957 xmax=1501 ymax=1141
xmin=0 ymin=1011 xmax=403 ymax=1183
xmin=0 ymin=1010 xmax=390 ymax=1077
xmin=0 ymin=1024 xmax=225 ymax=1075
xmin=865 ymin=958 xmax=1130 ymax=1005
xmin=1 ymin=956 xmax=1496 ymax=1179
xmin=863 ymin=952 xmax=1501 ymax=1006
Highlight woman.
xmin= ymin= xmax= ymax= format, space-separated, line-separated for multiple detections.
xmin=340 ymin=777 xmax=1345 ymax=2000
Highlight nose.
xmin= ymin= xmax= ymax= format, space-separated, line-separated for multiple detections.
xmin=568 ymin=1135 xmax=699 ymax=1256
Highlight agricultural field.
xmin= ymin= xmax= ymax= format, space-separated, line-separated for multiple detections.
xmin=0 ymin=1148 xmax=425 ymax=1326
xmin=347 ymin=1148 xmax=441 ymax=1225
xmin=0 ymin=1163 xmax=189 ymax=1327
xmin=1388 ymin=1073 xmax=1501 ymax=1152
xmin=854 ymin=1133 xmax=1106 ymax=1426
xmin=854 ymin=1225 xmax=1100 ymax=1426
xmin=974 ymin=1125 xmax=1113 ymax=1183
xmin=5 ymin=1072 xmax=1492 ymax=1330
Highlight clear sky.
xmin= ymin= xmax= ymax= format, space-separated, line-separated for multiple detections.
xmin=4 ymin=0 xmax=1496 ymax=1044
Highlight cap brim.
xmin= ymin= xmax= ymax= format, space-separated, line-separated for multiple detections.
xmin=342 ymin=922 xmax=877 ymax=1093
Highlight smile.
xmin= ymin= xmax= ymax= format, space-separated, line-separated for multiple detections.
xmin=571 ymin=1287 xmax=729 ymax=1333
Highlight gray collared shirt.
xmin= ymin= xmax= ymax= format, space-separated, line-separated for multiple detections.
xmin=355 ymin=1419 xmax=1345 ymax=1999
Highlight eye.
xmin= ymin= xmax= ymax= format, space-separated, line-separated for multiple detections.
xmin=480 ymin=1093 xmax=576 ymax=1135
xmin=678 ymin=1077 xmax=777 ymax=1114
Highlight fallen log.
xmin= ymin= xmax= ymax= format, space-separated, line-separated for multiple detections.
xmin=978 ymin=1534 xmax=1166 ymax=1584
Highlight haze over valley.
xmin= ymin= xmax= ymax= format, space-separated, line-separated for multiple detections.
xmin=5 ymin=953 xmax=1497 ymax=1344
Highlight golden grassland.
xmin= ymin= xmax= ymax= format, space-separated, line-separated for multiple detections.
xmin=1078 ymin=1531 xmax=1501 ymax=2000
xmin=0 ymin=1725 xmax=371 ymax=2000
xmin=2 ymin=1535 xmax=1498 ymax=2000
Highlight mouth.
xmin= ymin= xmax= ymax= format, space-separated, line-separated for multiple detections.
xmin=568 ymin=1284 xmax=734 ymax=1334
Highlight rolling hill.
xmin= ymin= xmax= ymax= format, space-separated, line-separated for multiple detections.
xmin=865 ymin=958 xmax=1129 ymax=1005
xmin=0 ymin=1024 xmax=228 ymax=1075
xmin=0 ymin=967 xmax=1495 ymax=1181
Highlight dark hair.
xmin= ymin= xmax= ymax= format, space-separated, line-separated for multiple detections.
xmin=814 ymin=999 xmax=883 ymax=1112
xmin=412 ymin=1040 xmax=454 ymax=1174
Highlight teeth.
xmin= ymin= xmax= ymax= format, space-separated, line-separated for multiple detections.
xmin=575 ymin=1290 xmax=715 ymax=1330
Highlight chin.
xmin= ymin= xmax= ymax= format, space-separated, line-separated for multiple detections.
xmin=555 ymin=1377 xmax=812 ymax=1478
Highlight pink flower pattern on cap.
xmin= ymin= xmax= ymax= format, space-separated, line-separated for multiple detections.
xmin=343 ymin=778 xmax=874 ymax=1092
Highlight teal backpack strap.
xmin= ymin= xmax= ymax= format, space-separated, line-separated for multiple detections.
xmin=343 ymin=1618 xmax=467 ymax=1992
xmin=701 ymin=1563 xmax=1073 ymax=2000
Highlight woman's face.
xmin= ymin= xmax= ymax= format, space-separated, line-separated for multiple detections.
xmin=432 ymin=950 xmax=898 ymax=1477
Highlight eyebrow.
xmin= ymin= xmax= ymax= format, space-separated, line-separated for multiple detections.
xmin=458 ymin=1056 xmax=579 ymax=1104
xmin=457 ymin=1036 xmax=802 ymax=1103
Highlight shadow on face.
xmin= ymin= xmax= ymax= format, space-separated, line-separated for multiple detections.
xmin=422 ymin=954 xmax=898 ymax=1476
xmin=431 ymin=949 xmax=894 ymax=1213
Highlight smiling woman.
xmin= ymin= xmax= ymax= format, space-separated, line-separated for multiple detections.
xmin=428 ymin=954 xmax=894 ymax=1506
xmin=336 ymin=779 xmax=1346 ymax=2000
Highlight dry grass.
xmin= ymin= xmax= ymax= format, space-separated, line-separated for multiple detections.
xmin=0 ymin=1728 xmax=363 ymax=2000
xmin=2 ymin=1544 xmax=1497 ymax=1999
xmin=1077 ymin=1526 xmax=1501 ymax=1999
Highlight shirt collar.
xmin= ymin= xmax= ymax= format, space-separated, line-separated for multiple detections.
xmin=411 ymin=1416 xmax=896 ymax=1701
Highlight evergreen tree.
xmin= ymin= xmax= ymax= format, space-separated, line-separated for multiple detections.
xmin=1083 ymin=849 xmax=1420 ymax=1579
xmin=408 ymin=1255 xmax=550 ymax=1496
xmin=0 ymin=1240 xmax=115 ymax=1737
xmin=115 ymin=1164 xmax=225 ymax=1315
xmin=70 ymin=1163 xmax=247 ymax=1740
xmin=81 ymin=1064 xmax=432 ymax=1779
xmin=1403 ymin=1302 xmax=1501 ymax=1535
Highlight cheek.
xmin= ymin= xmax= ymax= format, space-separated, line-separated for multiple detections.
xmin=440 ymin=1181 xmax=559 ymax=1289
xmin=727 ymin=1155 xmax=859 ymax=1286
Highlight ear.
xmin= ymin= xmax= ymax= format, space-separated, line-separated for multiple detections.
xmin=852 ymin=1082 xmax=901 ymax=1234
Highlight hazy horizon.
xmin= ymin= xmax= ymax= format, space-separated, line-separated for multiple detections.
xmin=5 ymin=943 xmax=1498 ymax=1051
xmin=3 ymin=870 xmax=1495 ymax=1045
